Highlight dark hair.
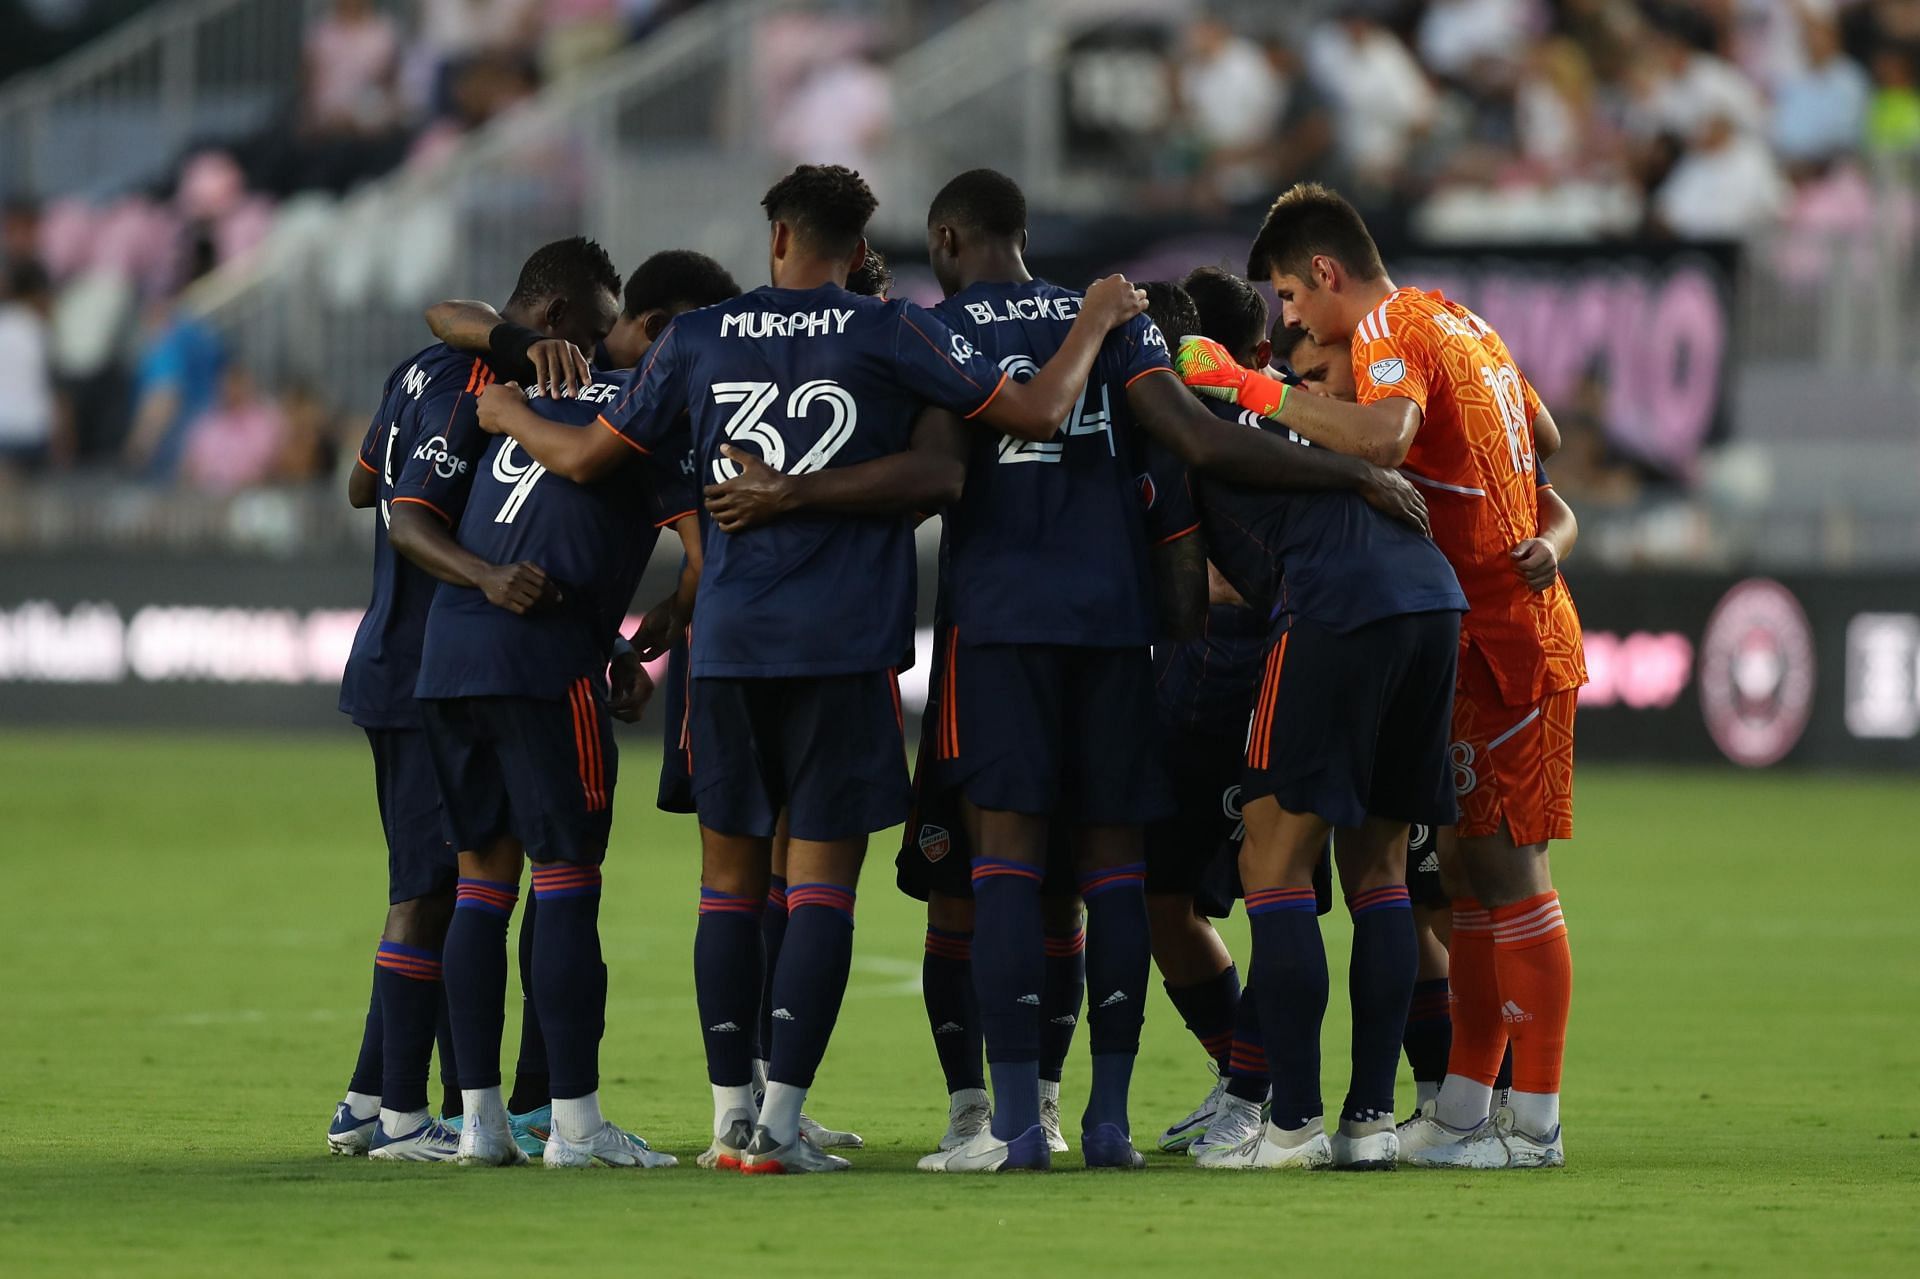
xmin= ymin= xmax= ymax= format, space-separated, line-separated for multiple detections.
xmin=507 ymin=236 xmax=621 ymax=310
xmin=926 ymin=167 xmax=1028 ymax=238
xmin=1183 ymin=266 xmax=1268 ymax=362
xmin=1271 ymin=323 xmax=1312 ymax=366
xmin=1140 ymin=280 xmax=1202 ymax=345
xmin=5 ymin=257 xmax=50 ymax=299
xmin=623 ymin=249 xmax=740 ymax=317
xmin=1246 ymin=182 xmax=1385 ymax=284
xmin=846 ymin=246 xmax=893 ymax=298
xmin=761 ymin=164 xmax=878 ymax=257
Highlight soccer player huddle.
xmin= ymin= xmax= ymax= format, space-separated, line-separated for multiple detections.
xmin=327 ymin=162 xmax=1585 ymax=1176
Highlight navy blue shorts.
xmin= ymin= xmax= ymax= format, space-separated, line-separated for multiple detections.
xmin=656 ymin=641 xmax=695 ymax=814
xmin=419 ymin=681 xmax=617 ymax=866
xmin=364 ymin=727 xmax=457 ymax=904
xmin=1242 ymin=611 xmax=1461 ymax=830
xmin=690 ymin=671 xmax=907 ymax=842
xmin=928 ymin=638 xmax=1170 ymax=824
xmin=1406 ymin=821 xmax=1446 ymax=907
xmin=1145 ymin=726 xmax=1246 ymax=896
xmin=896 ymin=766 xmax=1077 ymax=902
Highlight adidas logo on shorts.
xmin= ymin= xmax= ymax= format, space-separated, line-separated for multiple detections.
xmin=1417 ymin=852 xmax=1439 ymax=873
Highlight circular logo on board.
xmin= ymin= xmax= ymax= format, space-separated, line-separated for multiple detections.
xmin=1698 ymin=578 xmax=1815 ymax=767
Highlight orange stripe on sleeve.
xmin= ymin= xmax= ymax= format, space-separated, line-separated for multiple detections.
xmin=597 ymin=415 xmax=651 ymax=454
xmin=1125 ymin=365 xmax=1180 ymax=389
xmin=962 ymin=371 xmax=1010 ymax=421
xmin=1156 ymin=522 xmax=1201 ymax=546
xmin=355 ymin=454 xmax=379 ymax=475
xmin=390 ymin=495 xmax=452 ymax=524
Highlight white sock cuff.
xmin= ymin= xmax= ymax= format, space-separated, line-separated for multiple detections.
xmin=551 ymin=1091 xmax=604 ymax=1143
xmin=344 ymin=1091 xmax=381 ymax=1121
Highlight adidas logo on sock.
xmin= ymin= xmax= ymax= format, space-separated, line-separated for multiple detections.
xmin=1501 ymin=999 xmax=1533 ymax=1023
xmin=772 ymin=1008 xmax=796 ymax=1021
xmin=707 ymin=1021 xmax=740 ymax=1033
xmin=1099 ymin=990 xmax=1128 ymax=1008
xmin=1016 ymin=993 xmax=1040 ymax=1005
xmin=1049 ymin=1014 xmax=1078 ymax=1026
xmin=934 ymin=1021 xmax=964 ymax=1034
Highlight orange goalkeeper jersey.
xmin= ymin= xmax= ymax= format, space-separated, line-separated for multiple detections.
xmin=1350 ymin=287 xmax=1586 ymax=707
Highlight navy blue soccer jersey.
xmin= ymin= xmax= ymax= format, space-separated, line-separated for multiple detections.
xmin=1183 ymin=399 xmax=1468 ymax=632
xmin=1153 ymin=602 xmax=1269 ymax=740
xmin=597 ymin=282 xmax=1010 ymax=679
xmin=339 ymin=344 xmax=495 ymax=729
xmin=934 ymin=279 xmax=1180 ymax=647
xmin=415 ymin=374 xmax=697 ymax=701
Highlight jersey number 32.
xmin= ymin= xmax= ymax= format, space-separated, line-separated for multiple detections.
xmin=709 ymin=379 xmax=857 ymax=483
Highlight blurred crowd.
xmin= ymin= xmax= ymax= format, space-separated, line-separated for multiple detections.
xmin=1161 ymin=0 xmax=1920 ymax=242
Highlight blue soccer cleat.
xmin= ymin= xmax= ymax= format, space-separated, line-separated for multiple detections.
xmin=368 ymin=1116 xmax=462 ymax=1162
xmin=326 ymin=1102 xmax=377 ymax=1157
xmin=509 ymin=1105 xmax=551 ymax=1158
xmin=1081 ymin=1123 xmax=1147 ymax=1169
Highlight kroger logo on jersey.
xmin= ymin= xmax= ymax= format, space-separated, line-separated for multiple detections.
xmin=411 ymin=435 xmax=469 ymax=480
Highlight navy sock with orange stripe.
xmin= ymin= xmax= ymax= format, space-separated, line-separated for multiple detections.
xmin=1039 ymin=922 xmax=1084 ymax=1085
xmin=374 ymin=941 xmax=444 ymax=1117
xmin=507 ymin=892 xmax=550 ymax=1115
xmin=924 ymin=927 xmax=984 ymax=1094
xmin=529 ymin=862 xmax=605 ymax=1100
xmin=1224 ymin=979 xmax=1269 ymax=1102
xmin=696 ymin=888 xmax=763 ymax=1089
xmin=971 ymin=857 xmax=1044 ymax=1140
xmin=1343 ymin=884 xmax=1415 ymax=1125
xmin=1166 ymin=963 xmax=1241 ymax=1073
xmin=1080 ymin=862 xmax=1148 ymax=1133
xmin=1404 ymin=977 xmax=1453 ymax=1100
xmin=444 ymin=877 xmax=519 ymax=1089
xmin=435 ymin=993 xmax=462 ymax=1118
xmin=348 ymin=967 xmax=383 ymax=1098
xmin=765 ymin=884 xmax=856 ymax=1093
xmin=756 ymin=875 xmax=789 ymax=1063
xmin=1246 ymin=886 xmax=1326 ymax=1130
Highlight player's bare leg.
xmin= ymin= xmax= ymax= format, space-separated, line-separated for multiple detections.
xmin=1148 ymin=892 xmax=1239 ymax=1151
xmin=921 ymin=803 xmax=1052 ymax=1171
xmin=443 ymin=834 xmax=530 ymax=1165
xmin=694 ymin=827 xmax=771 ymax=1169
xmin=1329 ymin=816 xmax=1415 ymax=1170
xmin=923 ymin=892 xmax=990 ymax=1151
xmin=741 ymin=834 xmax=865 ymax=1174
xmin=1198 ymin=798 xmax=1333 ymax=1169
xmin=1071 ymin=825 xmax=1148 ymax=1168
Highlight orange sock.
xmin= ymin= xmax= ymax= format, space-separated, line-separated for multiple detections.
xmin=1490 ymin=891 xmax=1571 ymax=1094
xmin=1443 ymin=899 xmax=1506 ymax=1086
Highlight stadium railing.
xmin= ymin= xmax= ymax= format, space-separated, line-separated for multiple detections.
xmin=0 ymin=0 xmax=318 ymax=201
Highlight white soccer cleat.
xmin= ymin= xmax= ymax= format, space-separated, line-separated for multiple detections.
xmin=739 ymin=1126 xmax=852 ymax=1175
xmin=697 ymin=1113 xmax=755 ymax=1171
xmin=1188 ymin=1092 xmax=1264 ymax=1159
xmin=1395 ymin=1105 xmax=1484 ymax=1165
xmin=916 ymin=1122 xmax=1051 ymax=1173
xmin=1159 ymin=1068 xmax=1226 ymax=1153
xmin=1195 ymin=1115 xmax=1332 ymax=1170
xmin=1331 ymin=1115 xmax=1398 ymax=1171
xmin=1406 ymin=1106 xmax=1563 ymax=1170
xmin=936 ymin=1088 xmax=993 ymax=1152
xmin=544 ymin=1120 xmax=678 ymax=1169
xmin=1039 ymin=1091 xmax=1069 ymax=1154
xmin=325 ymin=1102 xmax=377 ymax=1157
xmin=367 ymin=1116 xmax=461 ymax=1163
xmin=799 ymin=1112 xmax=864 ymax=1150
xmin=456 ymin=1114 xmax=530 ymax=1167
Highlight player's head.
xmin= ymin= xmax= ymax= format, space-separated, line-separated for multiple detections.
xmin=601 ymin=249 xmax=741 ymax=369
xmin=1139 ymin=280 xmax=1201 ymax=346
xmin=846 ymin=245 xmax=893 ymax=298
xmin=504 ymin=236 xmax=622 ymax=356
xmin=1184 ymin=266 xmax=1270 ymax=370
xmin=925 ymin=168 xmax=1028 ymax=297
xmin=761 ymin=164 xmax=877 ymax=288
xmin=1246 ymin=183 xmax=1387 ymax=346
xmin=1274 ymin=322 xmax=1356 ymax=403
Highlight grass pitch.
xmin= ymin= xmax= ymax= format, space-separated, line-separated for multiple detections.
xmin=1 ymin=729 xmax=1916 ymax=1276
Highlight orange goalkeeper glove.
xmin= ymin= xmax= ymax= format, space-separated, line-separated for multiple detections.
xmin=1175 ymin=334 xmax=1290 ymax=419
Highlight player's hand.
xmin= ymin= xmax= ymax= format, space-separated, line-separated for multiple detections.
xmin=1082 ymin=274 xmax=1149 ymax=330
xmin=478 ymin=560 xmax=551 ymax=614
xmin=1176 ymin=335 xmax=1289 ymax=417
xmin=608 ymin=648 xmax=654 ymax=722
xmin=630 ymin=598 xmax=683 ymax=661
xmin=529 ymin=339 xmax=590 ymax=398
xmin=1510 ymin=537 xmax=1560 ymax=592
xmin=477 ymin=382 xmax=528 ymax=435
xmin=1207 ymin=562 xmax=1246 ymax=608
xmin=1360 ymin=465 xmax=1430 ymax=537
xmin=703 ymin=444 xmax=794 ymax=533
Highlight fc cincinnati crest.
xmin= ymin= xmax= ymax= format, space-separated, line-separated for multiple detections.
xmin=919 ymin=824 xmax=952 ymax=864
xmin=1369 ymin=358 xmax=1406 ymax=385
xmin=1136 ymin=473 xmax=1156 ymax=507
